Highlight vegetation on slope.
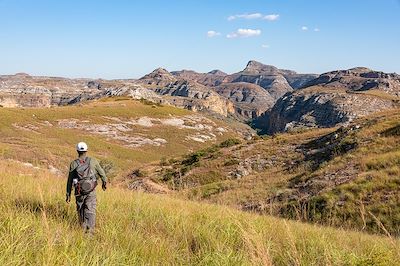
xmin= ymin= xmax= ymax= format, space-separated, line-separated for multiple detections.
xmin=1 ymin=160 xmax=399 ymax=265
xmin=0 ymin=98 xmax=241 ymax=181
xmin=152 ymin=109 xmax=400 ymax=236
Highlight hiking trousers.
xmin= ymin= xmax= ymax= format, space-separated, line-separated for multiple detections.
xmin=75 ymin=190 xmax=96 ymax=233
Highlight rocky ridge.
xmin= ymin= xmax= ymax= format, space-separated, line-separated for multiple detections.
xmin=170 ymin=61 xmax=317 ymax=120
xmin=0 ymin=74 xmax=103 ymax=107
xmin=2 ymin=62 xmax=399 ymax=133
xmin=255 ymin=67 xmax=400 ymax=134
xmin=214 ymin=82 xmax=275 ymax=118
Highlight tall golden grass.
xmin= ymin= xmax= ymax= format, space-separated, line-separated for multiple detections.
xmin=1 ymin=160 xmax=399 ymax=265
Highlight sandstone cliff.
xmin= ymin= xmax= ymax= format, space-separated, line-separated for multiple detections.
xmin=171 ymin=69 xmax=227 ymax=87
xmin=224 ymin=61 xmax=317 ymax=99
xmin=214 ymin=82 xmax=275 ymax=119
xmin=152 ymin=80 xmax=235 ymax=117
xmin=0 ymin=74 xmax=104 ymax=107
xmin=0 ymin=70 xmax=235 ymax=118
xmin=169 ymin=61 xmax=317 ymax=120
xmin=255 ymin=68 xmax=400 ymax=134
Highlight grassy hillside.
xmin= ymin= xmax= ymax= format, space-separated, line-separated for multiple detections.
xmin=1 ymin=98 xmax=400 ymax=264
xmin=0 ymin=98 xmax=244 ymax=181
xmin=151 ymin=109 xmax=400 ymax=236
xmin=1 ymin=159 xmax=399 ymax=265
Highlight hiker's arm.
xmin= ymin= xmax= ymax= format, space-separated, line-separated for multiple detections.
xmin=66 ymin=162 xmax=75 ymax=196
xmin=94 ymin=159 xmax=107 ymax=183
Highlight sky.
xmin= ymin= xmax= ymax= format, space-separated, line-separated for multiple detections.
xmin=0 ymin=0 xmax=399 ymax=79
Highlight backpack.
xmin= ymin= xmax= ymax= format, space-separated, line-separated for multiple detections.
xmin=74 ymin=157 xmax=97 ymax=195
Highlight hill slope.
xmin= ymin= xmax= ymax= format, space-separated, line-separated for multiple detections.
xmin=149 ymin=109 xmax=400 ymax=236
xmin=0 ymin=98 xmax=250 ymax=181
xmin=1 ymin=159 xmax=399 ymax=265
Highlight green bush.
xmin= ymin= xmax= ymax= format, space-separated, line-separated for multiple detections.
xmin=224 ymin=158 xmax=240 ymax=166
xmin=182 ymin=152 xmax=205 ymax=166
xmin=131 ymin=169 xmax=147 ymax=178
xmin=162 ymin=169 xmax=178 ymax=182
xmin=200 ymin=182 xmax=229 ymax=198
xmin=219 ymin=138 xmax=241 ymax=148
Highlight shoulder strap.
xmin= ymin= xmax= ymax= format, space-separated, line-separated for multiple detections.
xmin=76 ymin=157 xmax=91 ymax=165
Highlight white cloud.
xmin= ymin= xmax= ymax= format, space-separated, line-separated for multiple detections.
xmin=228 ymin=13 xmax=279 ymax=21
xmin=227 ymin=28 xmax=261 ymax=38
xmin=261 ymin=44 xmax=270 ymax=49
xmin=207 ymin=30 xmax=221 ymax=38
xmin=228 ymin=13 xmax=262 ymax=21
xmin=301 ymin=26 xmax=308 ymax=31
xmin=263 ymin=14 xmax=280 ymax=21
xmin=314 ymin=28 xmax=320 ymax=32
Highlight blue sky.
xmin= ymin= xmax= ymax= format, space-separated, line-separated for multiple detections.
xmin=0 ymin=0 xmax=399 ymax=79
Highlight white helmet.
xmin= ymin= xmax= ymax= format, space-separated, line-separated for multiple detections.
xmin=76 ymin=142 xmax=88 ymax=152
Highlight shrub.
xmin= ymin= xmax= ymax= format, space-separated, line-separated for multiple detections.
xmin=224 ymin=158 xmax=240 ymax=166
xmin=130 ymin=169 xmax=147 ymax=178
xmin=219 ymin=138 xmax=241 ymax=148
xmin=382 ymin=124 xmax=400 ymax=137
xmin=182 ymin=152 xmax=205 ymax=166
xmin=162 ymin=169 xmax=178 ymax=182
xmin=200 ymin=182 xmax=229 ymax=198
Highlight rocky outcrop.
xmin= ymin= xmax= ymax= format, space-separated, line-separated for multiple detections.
xmin=255 ymin=67 xmax=400 ymax=134
xmin=153 ymin=81 xmax=235 ymax=117
xmin=171 ymin=69 xmax=227 ymax=87
xmin=0 ymin=72 xmax=234 ymax=117
xmin=0 ymin=74 xmax=104 ymax=107
xmin=302 ymin=67 xmax=400 ymax=96
xmin=139 ymin=68 xmax=177 ymax=86
xmin=214 ymin=82 xmax=275 ymax=119
xmin=223 ymin=61 xmax=317 ymax=100
xmin=170 ymin=61 xmax=317 ymax=119
xmin=173 ymin=61 xmax=314 ymax=120
xmin=104 ymin=85 xmax=163 ymax=103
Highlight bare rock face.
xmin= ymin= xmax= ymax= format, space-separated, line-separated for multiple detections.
xmin=224 ymin=61 xmax=317 ymax=100
xmin=303 ymin=67 xmax=400 ymax=96
xmin=153 ymin=80 xmax=235 ymax=117
xmin=0 ymin=70 xmax=234 ymax=118
xmin=104 ymin=85 xmax=163 ymax=103
xmin=168 ymin=61 xmax=316 ymax=120
xmin=214 ymin=82 xmax=275 ymax=119
xmin=0 ymin=74 xmax=104 ymax=107
xmin=171 ymin=69 xmax=227 ymax=87
xmin=139 ymin=68 xmax=177 ymax=86
xmin=255 ymin=68 xmax=400 ymax=134
xmin=136 ymin=69 xmax=234 ymax=117
xmin=225 ymin=61 xmax=293 ymax=100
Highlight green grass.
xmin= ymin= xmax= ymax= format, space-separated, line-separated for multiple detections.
xmin=1 ymin=160 xmax=399 ymax=265
xmin=0 ymin=99 xmax=238 ymax=181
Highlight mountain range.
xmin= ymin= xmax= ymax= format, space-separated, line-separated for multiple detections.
xmin=1 ymin=61 xmax=399 ymax=134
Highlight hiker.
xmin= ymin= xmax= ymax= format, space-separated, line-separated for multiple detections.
xmin=66 ymin=142 xmax=107 ymax=234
